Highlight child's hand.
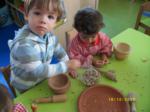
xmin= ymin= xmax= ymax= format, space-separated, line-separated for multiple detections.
xmin=101 ymin=54 xmax=109 ymax=65
xmin=66 ymin=59 xmax=81 ymax=70
xmin=82 ymin=55 xmax=93 ymax=68
xmin=68 ymin=69 xmax=78 ymax=78
xmin=92 ymin=59 xmax=104 ymax=68
xmin=102 ymin=58 xmax=109 ymax=65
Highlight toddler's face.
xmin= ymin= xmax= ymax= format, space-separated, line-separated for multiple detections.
xmin=79 ymin=33 xmax=97 ymax=44
xmin=25 ymin=6 xmax=57 ymax=37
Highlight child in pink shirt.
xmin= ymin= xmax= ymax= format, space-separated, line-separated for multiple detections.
xmin=68 ymin=7 xmax=112 ymax=77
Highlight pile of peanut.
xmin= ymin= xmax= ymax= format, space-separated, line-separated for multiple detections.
xmin=81 ymin=67 xmax=101 ymax=86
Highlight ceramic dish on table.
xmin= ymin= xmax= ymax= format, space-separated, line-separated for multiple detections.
xmin=78 ymin=85 xmax=130 ymax=112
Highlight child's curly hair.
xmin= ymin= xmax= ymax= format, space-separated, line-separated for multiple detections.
xmin=74 ymin=7 xmax=105 ymax=35
xmin=24 ymin=0 xmax=64 ymax=21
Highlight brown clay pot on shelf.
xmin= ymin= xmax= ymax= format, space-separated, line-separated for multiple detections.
xmin=114 ymin=42 xmax=130 ymax=60
xmin=48 ymin=74 xmax=71 ymax=94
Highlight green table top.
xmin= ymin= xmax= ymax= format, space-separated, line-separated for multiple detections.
xmin=14 ymin=28 xmax=150 ymax=112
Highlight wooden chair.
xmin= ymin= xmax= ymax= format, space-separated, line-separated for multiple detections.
xmin=0 ymin=65 xmax=17 ymax=97
xmin=134 ymin=1 xmax=150 ymax=35
xmin=65 ymin=28 xmax=77 ymax=52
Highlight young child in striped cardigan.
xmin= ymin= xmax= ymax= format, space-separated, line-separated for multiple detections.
xmin=8 ymin=0 xmax=81 ymax=92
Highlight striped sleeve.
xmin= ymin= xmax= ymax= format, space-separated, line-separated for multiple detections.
xmin=54 ymin=43 xmax=69 ymax=62
xmin=11 ymin=39 xmax=68 ymax=82
xmin=53 ymin=36 xmax=69 ymax=62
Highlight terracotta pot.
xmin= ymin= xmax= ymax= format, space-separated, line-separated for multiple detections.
xmin=114 ymin=42 xmax=130 ymax=60
xmin=78 ymin=85 xmax=130 ymax=112
xmin=48 ymin=74 xmax=70 ymax=94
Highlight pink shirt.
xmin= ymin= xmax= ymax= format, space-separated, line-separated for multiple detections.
xmin=68 ymin=32 xmax=112 ymax=67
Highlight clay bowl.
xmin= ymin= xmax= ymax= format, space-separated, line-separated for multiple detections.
xmin=114 ymin=42 xmax=130 ymax=60
xmin=48 ymin=74 xmax=71 ymax=94
xmin=78 ymin=85 xmax=130 ymax=112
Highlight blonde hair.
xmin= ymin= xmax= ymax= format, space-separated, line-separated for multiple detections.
xmin=24 ymin=0 xmax=63 ymax=21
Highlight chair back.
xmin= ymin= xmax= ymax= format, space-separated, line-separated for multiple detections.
xmin=65 ymin=29 xmax=77 ymax=52
xmin=134 ymin=1 xmax=150 ymax=35
xmin=0 ymin=65 xmax=16 ymax=97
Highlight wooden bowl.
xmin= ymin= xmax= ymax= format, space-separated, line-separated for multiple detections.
xmin=114 ymin=42 xmax=130 ymax=60
xmin=48 ymin=74 xmax=71 ymax=94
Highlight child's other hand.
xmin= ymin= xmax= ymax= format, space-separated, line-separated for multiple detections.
xmin=102 ymin=58 xmax=109 ymax=65
xmin=92 ymin=59 xmax=104 ymax=68
xmin=66 ymin=59 xmax=81 ymax=70
xmin=82 ymin=55 xmax=93 ymax=68
xmin=102 ymin=55 xmax=109 ymax=65
xmin=68 ymin=69 xmax=78 ymax=78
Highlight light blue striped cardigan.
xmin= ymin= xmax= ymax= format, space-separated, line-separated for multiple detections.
xmin=8 ymin=24 xmax=69 ymax=92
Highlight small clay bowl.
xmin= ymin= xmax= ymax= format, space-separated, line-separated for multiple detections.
xmin=114 ymin=42 xmax=130 ymax=60
xmin=48 ymin=74 xmax=71 ymax=94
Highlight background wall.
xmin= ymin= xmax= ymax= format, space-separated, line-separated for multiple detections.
xmin=80 ymin=0 xmax=99 ymax=9
xmin=53 ymin=0 xmax=80 ymax=49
